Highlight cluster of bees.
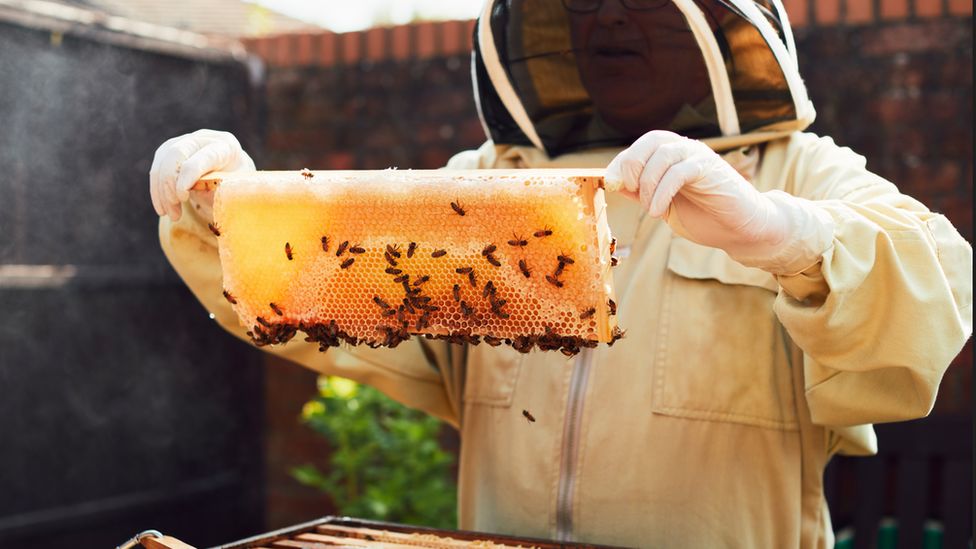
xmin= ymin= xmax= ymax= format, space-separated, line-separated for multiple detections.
xmin=217 ymin=196 xmax=623 ymax=355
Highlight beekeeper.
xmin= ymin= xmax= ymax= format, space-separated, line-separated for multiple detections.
xmin=151 ymin=1 xmax=972 ymax=547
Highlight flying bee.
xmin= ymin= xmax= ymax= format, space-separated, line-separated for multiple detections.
xmin=456 ymin=267 xmax=473 ymax=274
xmin=407 ymin=242 xmax=417 ymax=258
xmin=431 ymin=249 xmax=447 ymax=258
xmin=452 ymin=284 xmax=461 ymax=302
xmin=485 ymin=254 xmax=501 ymax=267
xmin=482 ymin=244 xmax=497 ymax=256
xmin=579 ymin=307 xmax=596 ymax=320
xmin=557 ymin=254 xmax=575 ymax=265
xmin=385 ymin=267 xmax=402 ymax=275
xmin=320 ymin=236 xmax=329 ymax=252
xmin=545 ymin=275 xmax=564 ymax=288
xmin=336 ymin=241 xmax=349 ymax=256
xmin=522 ymin=410 xmax=536 ymax=423
xmin=507 ymin=233 xmax=528 ymax=247
xmin=340 ymin=257 xmax=355 ymax=269
xmin=349 ymin=245 xmax=365 ymax=254
xmin=533 ymin=226 xmax=553 ymax=238
xmin=608 ymin=299 xmax=617 ymax=315
xmin=468 ymin=270 xmax=477 ymax=288
xmin=393 ymin=274 xmax=409 ymax=284
xmin=222 ymin=290 xmax=237 ymax=304
xmin=373 ymin=296 xmax=391 ymax=310
xmin=208 ymin=223 xmax=220 ymax=237
xmin=460 ymin=301 xmax=475 ymax=318
xmin=483 ymin=281 xmax=495 ymax=298
xmin=285 ymin=243 xmax=294 ymax=260
xmin=518 ymin=259 xmax=531 ymax=278
xmin=413 ymin=275 xmax=430 ymax=286
xmin=269 ymin=302 xmax=284 ymax=316
xmin=384 ymin=251 xmax=398 ymax=266
xmin=450 ymin=199 xmax=466 ymax=216
xmin=386 ymin=244 xmax=401 ymax=258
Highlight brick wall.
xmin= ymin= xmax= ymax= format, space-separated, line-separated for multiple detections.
xmin=243 ymin=4 xmax=972 ymax=530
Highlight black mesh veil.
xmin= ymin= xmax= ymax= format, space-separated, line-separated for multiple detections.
xmin=472 ymin=0 xmax=813 ymax=157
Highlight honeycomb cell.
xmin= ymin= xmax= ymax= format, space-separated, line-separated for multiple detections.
xmin=212 ymin=169 xmax=620 ymax=355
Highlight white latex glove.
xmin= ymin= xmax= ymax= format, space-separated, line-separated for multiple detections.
xmin=605 ymin=130 xmax=834 ymax=275
xmin=149 ymin=129 xmax=256 ymax=222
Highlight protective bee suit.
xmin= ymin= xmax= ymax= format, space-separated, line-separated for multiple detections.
xmin=157 ymin=0 xmax=972 ymax=546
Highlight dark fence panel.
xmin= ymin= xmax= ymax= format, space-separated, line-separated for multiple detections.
xmin=0 ymin=16 xmax=266 ymax=548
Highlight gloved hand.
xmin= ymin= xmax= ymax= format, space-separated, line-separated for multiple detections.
xmin=605 ymin=130 xmax=834 ymax=275
xmin=149 ymin=129 xmax=256 ymax=222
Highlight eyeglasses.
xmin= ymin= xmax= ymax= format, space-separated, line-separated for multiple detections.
xmin=561 ymin=0 xmax=672 ymax=13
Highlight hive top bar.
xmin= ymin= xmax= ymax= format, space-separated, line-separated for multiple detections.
xmin=205 ymin=169 xmax=622 ymax=356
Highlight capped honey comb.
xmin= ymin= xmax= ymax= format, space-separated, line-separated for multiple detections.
xmin=200 ymin=169 xmax=621 ymax=356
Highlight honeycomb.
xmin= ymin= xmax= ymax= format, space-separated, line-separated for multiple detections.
xmin=203 ymin=169 xmax=621 ymax=356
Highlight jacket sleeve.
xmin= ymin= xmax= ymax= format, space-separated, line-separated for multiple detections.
xmin=158 ymin=195 xmax=463 ymax=427
xmin=766 ymin=133 xmax=972 ymax=430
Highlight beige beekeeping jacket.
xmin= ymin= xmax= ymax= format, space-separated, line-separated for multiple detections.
xmin=159 ymin=132 xmax=972 ymax=548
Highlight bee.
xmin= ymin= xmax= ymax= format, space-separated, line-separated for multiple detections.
xmin=507 ymin=233 xmax=528 ymax=247
xmin=300 ymin=168 xmax=314 ymax=180
xmin=402 ymin=298 xmax=416 ymax=315
xmin=554 ymin=262 xmax=566 ymax=277
xmin=490 ymin=298 xmax=507 ymax=310
xmin=534 ymin=226 xmax=553 ymax=238
xmin=416 ymin=311 xmax=431 ymax=330
xmin=468 ymin=270 xmax=477 ymax=288
xmin=393 ymin=274 xmax=409 ymax=284
xmin=518 ymin=259 xmax=531 ymax=278
xmin=493 ymin=309 xmax=511 ymax=319
xmin=340 ymin=257 xmax=355 ymax=269
xmin=460 ymin=301 xmax=475 ymax=318
xmin=269 ymin=302 xmax=284 ymax=316
xmin=222 ymin=290 xmax=237 ymax=305
xmin=384 ymin=251 xmax=398 ymax=266
xmin=522 ymin=409 xmax=536 ymax=423
xmin=546 ymin=275 xmax=564 ymax=288
xmin=285 ymin=243 xmax=294 ymax=260
xmin=386 ymin=244 xmax=401 ymax=258
xmin=611 ymin=256 xmax=619 ymax=267
xmin=208 ymin=223 xmax=221 ymax=237
xmin=407 ymin=242 xmax=417 ymax=258
xmin=320 ymin=236 xmax=329 ymax=252
xmin=560 ymin=347 xmax=578 ymax=357
xmin=256 ymin=316 xmax=272 ymax=328
xmin=452 ymin=284 xmax=461 ymax=302
xmin=373 ymin=296 xmax=391 ymax=310
xmin=557 ymin=254 xmax=575 ymax=265
xmin=455 ymin=267 xmax=473 ymax=274
xmin=483 ymin=335 xmax=503 ymax=347
xmin=579 ymin=307 xmax=596 ymax=320
xmin=450 ymin=199 xmax=466 ymax=216
xmin=396 ymin=307 xmax=406 ymax=323
xmin=485 ymin=254 xmax=501 ymax=267
xmin=482 ymin=244 xmax=497 ymax=256
xmin=610 ymin=238 xmax=617 ymax=255
xmin=413 ymin=275 xmax=430 ymax=286
xmin=349 ymin=245 xmax=366 ymax=254
xmin=482 ymin=281 xmax=495 ymax=298
xmin=336 ymin=241 xmax=349 ymax=257
xmin=608 ymin=299 xmax=617 ymax=315
xmin=385 ymin=267 xmax=402 ymax=275
xmin=431 ymin=249 xmax=447 ymax=258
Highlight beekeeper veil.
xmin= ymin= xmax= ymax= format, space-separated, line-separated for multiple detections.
xmin=472 ymin=0 xmax=816 ymax=156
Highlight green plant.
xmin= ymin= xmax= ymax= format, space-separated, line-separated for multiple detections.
xmin=292 ymin=376 xmax=458 ymax=529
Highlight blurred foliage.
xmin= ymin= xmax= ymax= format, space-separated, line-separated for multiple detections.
xmin=292 ymin=376 xmax=457 ymax=528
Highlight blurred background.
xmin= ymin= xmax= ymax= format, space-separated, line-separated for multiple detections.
xmin=0 ymin=0 xmax=971 ymax=548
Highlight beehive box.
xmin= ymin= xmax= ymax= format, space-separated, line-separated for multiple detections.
xmin=200 ymin=169 xmax=620 ymax=356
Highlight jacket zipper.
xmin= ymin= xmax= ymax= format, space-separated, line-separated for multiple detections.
xmin=555 ymin=347 xmax=594 ymax=541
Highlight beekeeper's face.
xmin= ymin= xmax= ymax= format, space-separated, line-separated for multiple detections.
xmin=565 ymin=0 xmax=713 ymax=137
